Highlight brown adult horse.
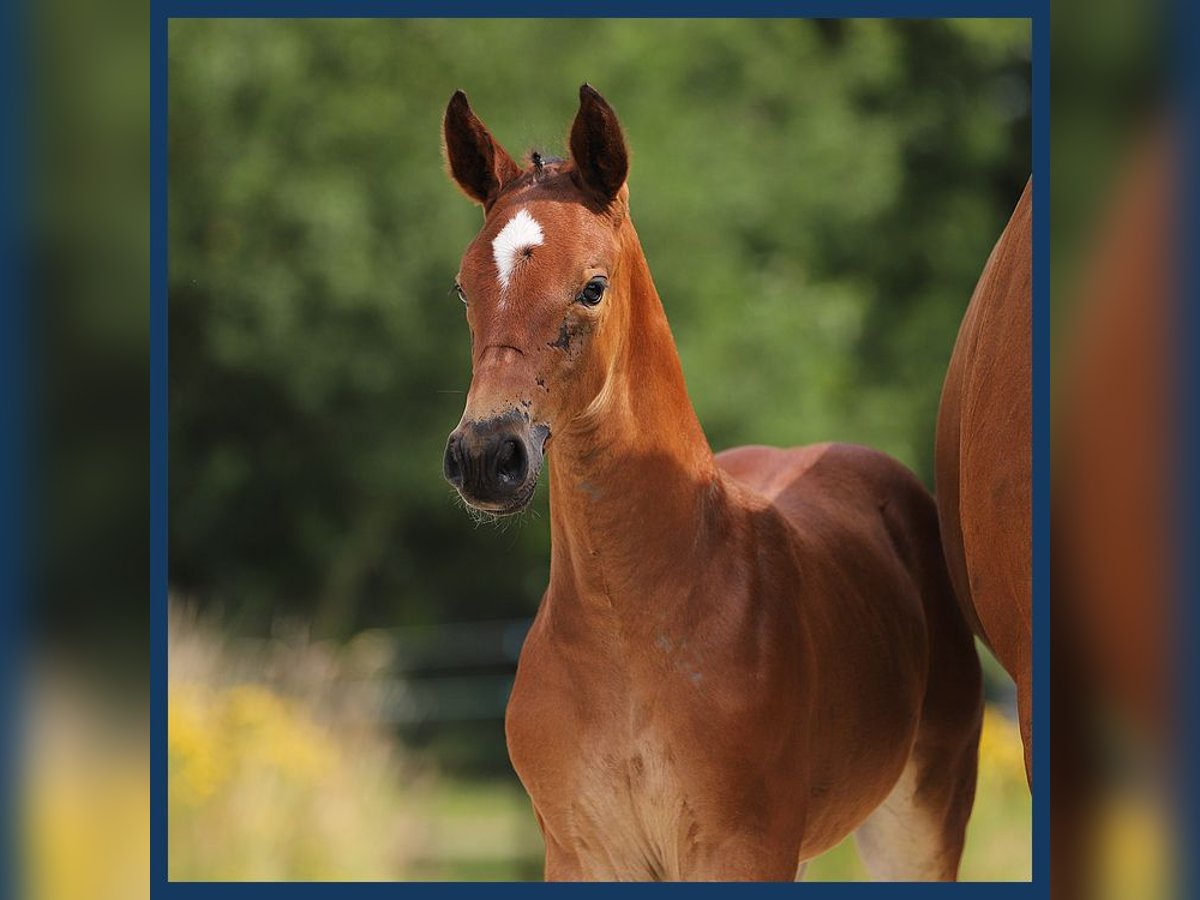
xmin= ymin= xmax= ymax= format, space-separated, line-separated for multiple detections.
xmin=934 ymin=179 xmax=1032 ymax=787
xmin=441 ymin=85 xmax=982 ymax=881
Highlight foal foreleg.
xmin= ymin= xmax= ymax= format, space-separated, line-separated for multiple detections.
xmin=681 ymin=834 xmax=805 ymax=882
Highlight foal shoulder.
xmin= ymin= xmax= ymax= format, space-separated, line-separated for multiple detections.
xmin=717 ymin=441 xmax=940 ymax=602
xmin=716 ymin=441 xmax=937 ymax=555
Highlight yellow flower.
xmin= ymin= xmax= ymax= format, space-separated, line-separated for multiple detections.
xmin=168 ymin=683 xmax=229 ymax=805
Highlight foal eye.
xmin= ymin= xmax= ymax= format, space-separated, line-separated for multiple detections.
xmin=577 ymin=277 xmax=607 ymax=307
xmin=455 ymin=283 xmax=467 ymax=305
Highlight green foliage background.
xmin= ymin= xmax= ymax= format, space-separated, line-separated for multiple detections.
xmin=169 ymin=19 xmax=1030 ymax=638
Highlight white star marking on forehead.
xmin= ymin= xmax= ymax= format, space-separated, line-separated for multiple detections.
xmin=491 ymin=208 xmax=544 ymax=292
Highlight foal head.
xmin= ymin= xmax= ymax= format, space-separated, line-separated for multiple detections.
xmin=441 ymin=85 xmax=633 ymax=515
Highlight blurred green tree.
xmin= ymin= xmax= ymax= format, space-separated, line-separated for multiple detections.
xmin=168 ymin=19 xmax=1029 ymax=636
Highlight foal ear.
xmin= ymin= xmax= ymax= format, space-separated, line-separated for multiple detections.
xmin=569 ymin=84 xmax=629 ymax=205
xmin=443 ymin=90 xmax=521 ymax=208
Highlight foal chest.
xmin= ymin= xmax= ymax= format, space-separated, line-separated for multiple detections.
xmin=510 ymin=704 xmax=701 ymax=878
xmin=505 ymin=640 xmax=718 ymax=879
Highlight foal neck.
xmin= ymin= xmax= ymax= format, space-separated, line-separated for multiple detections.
xmin=546 ymin=224 xmax=724 ymax=610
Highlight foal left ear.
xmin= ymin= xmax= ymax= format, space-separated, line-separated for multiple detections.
xmin=569 ymin=84 xmax=629 ymax=205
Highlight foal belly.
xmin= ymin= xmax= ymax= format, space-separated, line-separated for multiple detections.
xmin=795 ymin=671 xmax=925 ymax=860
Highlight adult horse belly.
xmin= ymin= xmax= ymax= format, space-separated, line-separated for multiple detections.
xmin=935 ymin=178 xmax=1032 ymax=697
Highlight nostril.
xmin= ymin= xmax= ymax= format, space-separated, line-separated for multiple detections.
xmin=443 ymin=436 xmax=464 ymax=486
xmin=494 ymin=437 xmax=527 ymax=486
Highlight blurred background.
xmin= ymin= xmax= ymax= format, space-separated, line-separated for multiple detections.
xmin=165 ymin=18 xmax=1031 ymax=881
xmin=15 ymin=0 xmax=1192 ymax=894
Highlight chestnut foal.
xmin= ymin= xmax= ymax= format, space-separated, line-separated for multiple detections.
xmin=441 ymin=86 xmax=982 ymax=882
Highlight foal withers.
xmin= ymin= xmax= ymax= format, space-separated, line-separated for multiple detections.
xmin=441 ymin=85 xmax=983 ymax=881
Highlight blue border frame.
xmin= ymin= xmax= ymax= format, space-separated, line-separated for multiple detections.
xmin=1 ymin=0 xmax=26 ymax=894
xmin=1029 ymin=1 xmax=1048 ymax=890
xmin=1178 ymin=0 xmax=1198 ymax=891
xmin=151 ymin=4 xmax=1048 ymax=894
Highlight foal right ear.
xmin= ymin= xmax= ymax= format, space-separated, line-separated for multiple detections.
xmin=442 ymin=91 xmax=521 ymax=208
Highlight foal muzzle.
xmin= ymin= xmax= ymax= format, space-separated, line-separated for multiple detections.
xmin=443 ymin=412 xmax=548 ymax=514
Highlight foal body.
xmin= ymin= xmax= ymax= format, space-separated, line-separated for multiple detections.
xmin=442 ymin=86 xmax=982 ymax=881
xmin=508 ymin=238 xmax=979 ymax=882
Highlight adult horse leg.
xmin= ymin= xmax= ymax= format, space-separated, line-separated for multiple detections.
xmin=1017 ymin=663 xmax=1032 ymax=786
xmin=854 ymin=502 xmax=983 ymax=881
